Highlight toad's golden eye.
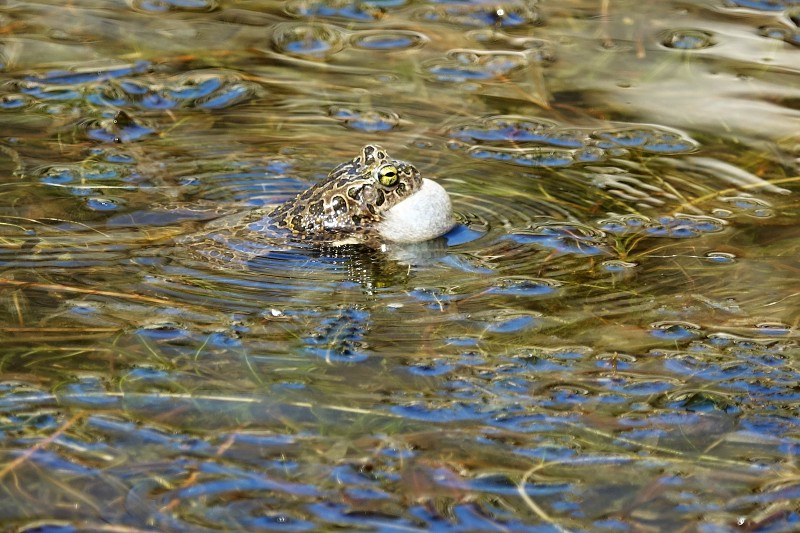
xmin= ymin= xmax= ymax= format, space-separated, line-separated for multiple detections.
xmin=376 ymin=164 xmax=398 ymax=187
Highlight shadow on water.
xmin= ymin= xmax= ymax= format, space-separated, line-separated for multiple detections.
xmin=0 ymin=0 xmax=799 ymax=531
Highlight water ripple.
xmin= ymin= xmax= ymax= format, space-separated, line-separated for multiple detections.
xmin=88 ymin=70 xmax=259 ymax=110
xmin=84 ymin=110 xmax=155 ymax=143
xmin=448 ymin=115 xmax=699 ymax=158
xmin=416 ymin=0 xmax=541 ymax=28
xmin=129 ymin=0 xmax=220 ymax=13
xmin=23 ymin=61 xmax=152 ymax=85
xmin=350 ymin=29 xmax=429 ymax=50
xmin=660 ymin=29 xmax=717 ymax=50
xmin=285 ymin=0 xmax=388 ymax=21
xmin=328 ymin=105 xmax=401 ymax=132
xmin=727 ymin=0 xmax=797 ymax=12
xmin=598 ymin=213 xmax=727 ymax=238
xmin=422 ymin=49 xmax=532 ymax=82
xmin=271 ymin=22 xmax=346 ymax=60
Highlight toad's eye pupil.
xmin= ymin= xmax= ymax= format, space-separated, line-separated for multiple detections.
xmin=377 ymin=164 xmax=399 ymax=187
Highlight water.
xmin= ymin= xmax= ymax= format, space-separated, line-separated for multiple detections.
xmin=1 ymin=0 xmax=799 ymax=531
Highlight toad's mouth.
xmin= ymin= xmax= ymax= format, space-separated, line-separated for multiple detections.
xmin=376 ymin=178 xmax=455 ymax=243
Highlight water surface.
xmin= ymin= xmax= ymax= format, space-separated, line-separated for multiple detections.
xmin=0 ymin=0 xmax=799 ymax=531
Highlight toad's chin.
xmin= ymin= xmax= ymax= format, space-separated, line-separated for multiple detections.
xmin=376 ymin=178 xmax=455 ymax=244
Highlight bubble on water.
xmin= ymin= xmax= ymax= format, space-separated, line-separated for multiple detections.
xmin=328 ymin=106 xmax=401 ymax=132
xmin=422 ymin=49 xmax=530 ymax=82
xmin=272 ymin=23 xmax=345 ymax=60
xmin=350 ymin=29 xmax=429 ymax=51
xmin=285 ymin=0 xmax=386 ymax=21
xmin=416 ymin=0 xmax=540 ymax=28
xmin=129 ymin=0 xmax=219 ymax=12
xmin=660 ymin=29 xmax=717 ymax=50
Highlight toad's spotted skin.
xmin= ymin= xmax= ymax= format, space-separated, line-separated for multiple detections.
xmin=269 ymin=144 xmax=423 ymax=239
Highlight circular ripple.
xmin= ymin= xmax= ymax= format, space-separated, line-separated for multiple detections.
xmin=660 ymin=29 xmax=717 ymax=50
xmin=416 ymin=0 xmax=540 ymax=28
xmin=422 ymin=49 xmax=530 ymax=82
xmin=350 ymin=29 xmax=428 ymax=51
xmin=487 ymin=277 xmax=562 ymax=297
xmin=85 ymin=196 xmax=124 ymax=211
xmin=502 ymin=222 xmax=611 ymax=256
xmin=758 ymin=25 xmax=800 ymax=47
xmin=444 ymin=187 xmax=577 ymax=246
xmin=593 ymin=126 xmax=699 ymax=153
xmin=272 ymin=23 xmax=345 ymax=60
xmin=328 ymin=106 xmax=400 ymax=132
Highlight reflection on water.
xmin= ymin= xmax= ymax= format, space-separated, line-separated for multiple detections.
xmin=1 ymin=0 xmax=799 ymax=531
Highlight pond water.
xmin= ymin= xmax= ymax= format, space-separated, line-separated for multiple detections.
xmin=1 ymin=0 xmax=799 ymax=531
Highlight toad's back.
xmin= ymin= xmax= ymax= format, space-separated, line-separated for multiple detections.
xmin=269 ymin=144 xmax=425 ymax=240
